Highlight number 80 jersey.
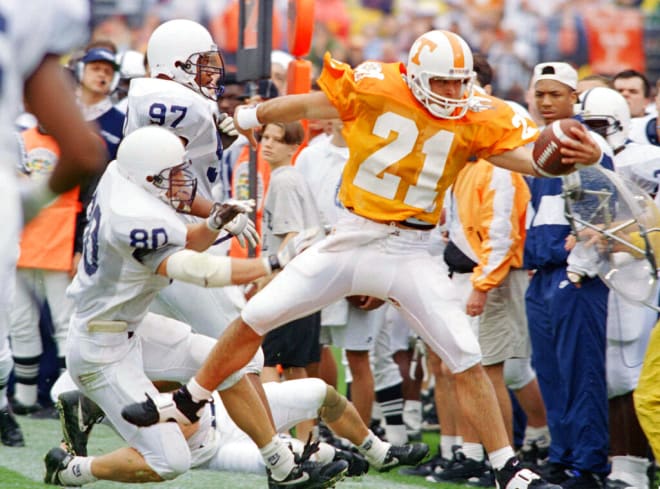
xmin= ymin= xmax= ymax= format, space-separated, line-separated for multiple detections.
xmin=317 ymin=54 xmax=539 ymax=226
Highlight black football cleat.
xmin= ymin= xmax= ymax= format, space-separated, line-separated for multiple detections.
xmin=333 ymin=448 xmax=369 ymax=477
xmin=375 ymin=442 xmax=430 ymax=473
xmin=496 ymin=457 xmax=563 ymax=489
xmin=268 ymin=459 xmax=348 ymax=489
xmin=0 ymin=407 xmax=25 ymax=447
xmin=56 ymin=391 xmax=104 ymax=456
xmin=44 ymin=447 xmax=74 ymax=486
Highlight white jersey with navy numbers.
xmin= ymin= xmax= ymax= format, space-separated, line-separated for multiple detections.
xmin=615 ymin=141 xmax=660 ymax=188
xmin=66 ymin=162 xmax=188 ymax=329
xmin=125 ymin=77 xmax=224 ymax=208
xmin=629 ymin=114 xmax=658 ymax=146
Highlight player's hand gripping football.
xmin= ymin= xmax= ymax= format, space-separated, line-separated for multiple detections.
xmin=560 ymin=123 xmax=602 ymax=166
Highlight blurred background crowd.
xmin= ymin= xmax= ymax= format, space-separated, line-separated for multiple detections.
xmin=85 ymin=0 xmax=660 ymax=106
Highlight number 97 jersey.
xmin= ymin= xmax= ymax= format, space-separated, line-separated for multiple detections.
xmin=317 ymin=54 xmax=538 ymax=226
xmin=125 ymin=77 xmax=223 ymax=204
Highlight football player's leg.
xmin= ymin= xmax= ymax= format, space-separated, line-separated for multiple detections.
xmin=371 ymin=307 xmax=408 ymax=445
xmin=62 ymin=333 xmax=192 ymax=483
xmin=8 ymin=269 xmax=42 ymax=412
xmin=188 ymin=245 xmax=355 ymax=409
xmin=150 ymin=281 xmax=244 ymax=338
xmin=389 ymin=255 xmax=512 ymax=453
xmin=0 ymin=305 xmax=24 ymax=447
xmin=43 ymin=270 xmax=75 ymax=372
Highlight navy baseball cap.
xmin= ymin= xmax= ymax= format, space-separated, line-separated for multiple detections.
xmin=81 ymin=48 xmax=119 ymax=70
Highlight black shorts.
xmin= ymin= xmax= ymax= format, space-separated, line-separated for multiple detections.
xmin=262 ymin=312 xmax=321 ymax=368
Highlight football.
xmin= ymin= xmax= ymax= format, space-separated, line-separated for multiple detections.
xmin=532 ymin=118 xmax=584 ymax=177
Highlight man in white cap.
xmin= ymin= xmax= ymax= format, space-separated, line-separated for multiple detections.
xmin=524 ymin=61 xmax=613 ymax=489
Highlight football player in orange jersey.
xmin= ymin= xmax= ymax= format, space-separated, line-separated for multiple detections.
xmin=122 ymin=30 xmax=603 ymax=489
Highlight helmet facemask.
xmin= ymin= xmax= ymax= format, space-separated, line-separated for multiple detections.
xmin=581 ymin=115 xmax=625 ymax=150
xmin=409 ymin=72 xmax=475 ymax=119
xmin=175 ymin=50 xmax=225 ymax=101
xmin=147 ymin=161 xmax=198 ymax=213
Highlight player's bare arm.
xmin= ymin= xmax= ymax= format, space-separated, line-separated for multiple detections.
xmin=25 ymin=55 xmax=107 ymax=193
xmin=155 ymin=250 xmax=270 ymax=286
xmin=235 ymin=91 xmax=339 ymax=148
xmin=488 ymin=146 xmax=538 ymax=176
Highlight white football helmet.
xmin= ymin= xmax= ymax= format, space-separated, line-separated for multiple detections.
xmin=577 ymin=87 xmax=630 ymax=151
xmin=116 ymin=126 xmax=197 ymax=212
xmin=147 ymin=19 xmax=225 ymax=101
xmin=406 ymin=30 xmax=475 ymax=119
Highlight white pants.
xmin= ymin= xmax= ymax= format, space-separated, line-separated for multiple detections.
xmin=0 ymin=170 xmax=20 ymax=389
xmin=150 ymin=279 xmax=245 ymax=338
xmin=606 ymin=290 xmax=656 ymax=398
xmin=244 ymin=213 xmax=482 ymax=374
xmin=66 ymin=312 xmax=243 ymax=479
xmin=198 ymin=379 xmax=330 ymax=473
xmin=9 ymin=268 xmax=74 ymax=357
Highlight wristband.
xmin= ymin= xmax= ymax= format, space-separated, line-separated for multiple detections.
xmin=262 ymin=255 xmax=281 ymax=274
xmin=236 ymin=105 xmax=261 ymax=130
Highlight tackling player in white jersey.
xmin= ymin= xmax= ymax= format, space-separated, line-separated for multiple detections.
xmin=43 ymin=126 xmax=338 ymax=488
xmin=124 ymin=19 xmax=255 ymax=341
xmin=0 ymin=0 xmax=106 ymax=447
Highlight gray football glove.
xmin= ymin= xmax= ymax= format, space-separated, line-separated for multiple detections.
xmin=206 ymin=199 xmax=256 ymax=232
xmin=224 ymin=213 xmax=260 ymax=248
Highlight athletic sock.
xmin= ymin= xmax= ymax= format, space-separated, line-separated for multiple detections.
xmin=441 ymin=435 xmax=463 ymax=459
xmin=488 ymin=446 xmax=516 ymax=471
xmin=260 ymin=435 xmax=296 ymax=481
xmin=57 ymin=456 xmax=97 ymax=486
xmin=358 ymin=430 xmax=391 ymax=466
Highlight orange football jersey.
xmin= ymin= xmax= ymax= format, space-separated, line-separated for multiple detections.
xmin=317 ymin=54 xmax=538 ymax=225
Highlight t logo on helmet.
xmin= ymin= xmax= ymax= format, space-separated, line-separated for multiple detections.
xmin=410 ymin=37 xmax=438 ymax=66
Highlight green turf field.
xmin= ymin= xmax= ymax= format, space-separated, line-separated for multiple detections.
xmin=0 ymin=347 xmax=471 ymax=488
xmin=0 ymin=414 xmax=468 ymax=489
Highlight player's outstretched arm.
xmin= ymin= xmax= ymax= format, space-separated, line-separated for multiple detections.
xmin=235 ymin=92 xmax=339 ymax=148
xmin=488 ymin=146 xmax=538 ymax=176
xmin=157 ymin=226 xmax=322 ymax=288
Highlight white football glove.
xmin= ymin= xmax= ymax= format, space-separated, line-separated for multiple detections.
xmin=206 ymin=199 xmax=256 ymax=232
xmin=224 ymin=213 xmax=260 ymax=248
xmin=266 ymin=227 xmax=323 ymax=272
xmin=217 ymin=113 xmax=238 ymax=137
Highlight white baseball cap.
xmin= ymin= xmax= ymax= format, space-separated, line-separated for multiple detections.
xmin=533 ymin=62 xmax=578 ymax=90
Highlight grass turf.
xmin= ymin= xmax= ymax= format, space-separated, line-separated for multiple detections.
xmin=0 ymin=415 xmax=467 ymax=488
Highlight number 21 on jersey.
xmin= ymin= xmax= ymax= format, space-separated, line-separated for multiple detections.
xmin=352 ymin=112 xmax=453 ymax=212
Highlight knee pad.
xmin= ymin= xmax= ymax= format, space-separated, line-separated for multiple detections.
xmin=140 ymin=424 xmax=192 ymax=480
xmin=318 ymin=385 xmax=347 ymax=423
xmin=504 ymin=357 xmax=536 ymax=391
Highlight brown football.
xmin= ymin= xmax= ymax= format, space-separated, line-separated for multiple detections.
xmin=532 ymin=118 xmax=584 ymax=177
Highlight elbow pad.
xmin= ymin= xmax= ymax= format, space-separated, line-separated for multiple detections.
xmin=166 ymin=249 xmax=232 ymax=287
